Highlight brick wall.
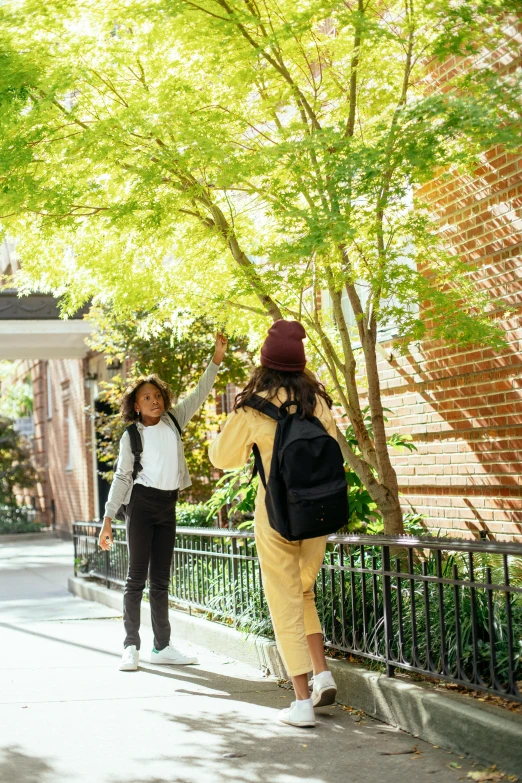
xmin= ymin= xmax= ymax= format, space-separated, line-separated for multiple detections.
xmin=29 ymin=360 xmax=50 ymax=522
xmin=32 ymin=358 xmax=95 ymax=535
xmin=373 ymin=29 xmax=522 ymax=541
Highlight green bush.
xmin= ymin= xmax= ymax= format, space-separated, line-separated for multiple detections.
xmin=171 ymin=533 xmax=273 ymax=637
xmin=316 ymin=545 xmax=522 ymax=690
xmin=0 ymin=505 xmax=44 ymax=535
xmin=0 ymin=417 xmax=38 ymax=507
xmin=176 ymin=502 xmax=218 ymax=528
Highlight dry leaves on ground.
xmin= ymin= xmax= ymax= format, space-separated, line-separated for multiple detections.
xmin=467 ymin=768 xmax=518 ymax=782
xmin=339 ymin=704 xmax=365 ymax=717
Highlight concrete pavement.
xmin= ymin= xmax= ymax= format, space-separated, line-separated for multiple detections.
xmin=0 ymin=535 xmax=488 ymax=783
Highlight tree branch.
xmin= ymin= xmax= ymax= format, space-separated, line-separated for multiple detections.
xmin=225 ymin=299 xmax=268 ymax=316
xmin=345 ymin=0 xmax=364 ymax=138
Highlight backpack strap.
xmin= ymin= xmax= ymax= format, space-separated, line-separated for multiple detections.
xmin=126 ymin=423 xmax=143 ymax=481
xmin=243 ymin=393 xmax=280 ymax=421
xmin=167 ymin=411 xmax=182 ymax=438
xmin=243 ymin=395 xmax=281 ymax=491
xmin=251 ymin=444 xmax=267 ymax=490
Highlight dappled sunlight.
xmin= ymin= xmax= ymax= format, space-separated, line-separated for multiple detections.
xmin=383 ymin=326 xmax=522 ymax=539
xmin=110 ymin=707 xmax=347 ymax=783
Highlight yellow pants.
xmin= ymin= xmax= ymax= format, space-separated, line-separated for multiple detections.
xmin=254 ymin=491 xmax=327 ymax=677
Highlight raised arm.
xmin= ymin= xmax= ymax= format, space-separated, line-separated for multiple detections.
xmin=171 ymin=332 xmax=228 ymax=430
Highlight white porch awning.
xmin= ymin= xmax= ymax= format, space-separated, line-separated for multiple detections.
xmin=0 ymin=292 xmax=92 ymax=359
xmin=0 ymin=319 xmax=92 ymax=359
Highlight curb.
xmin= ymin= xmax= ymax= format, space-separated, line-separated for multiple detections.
xmin=326 ymin=658 xmax=522 ymax=776
xmin=69 ymin=576 xmax=522 ymax=776
xmin=68 ymin=576 xmax=286 ymax=679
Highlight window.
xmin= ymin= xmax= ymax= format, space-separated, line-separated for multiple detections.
xmin=64 ymin=402 xmax=74 ymax=472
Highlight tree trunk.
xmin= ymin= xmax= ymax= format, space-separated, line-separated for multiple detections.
xmin=336 ymin=427 xmax=404 ymax=535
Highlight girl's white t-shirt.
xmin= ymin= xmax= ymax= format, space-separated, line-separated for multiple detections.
xmin=134 ymin=419 xmax=179 ymax=491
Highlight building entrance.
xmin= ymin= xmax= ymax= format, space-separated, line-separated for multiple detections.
xmin=94 ymin=398 xmax=114 ymax=519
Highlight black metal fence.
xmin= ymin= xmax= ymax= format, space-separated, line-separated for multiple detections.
xmin=73 ymin=522 xmax=522 ymax=702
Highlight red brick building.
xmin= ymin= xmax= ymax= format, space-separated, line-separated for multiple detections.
xmin=8 ymin=354 xmax=129 ymax=537
xmin=32 ymin=357 xmax=96 ymax=534
xmin=0 ymin=277 xmax=105 ymax=536
xmin=373 ymin=31 xmax=522 ymax=541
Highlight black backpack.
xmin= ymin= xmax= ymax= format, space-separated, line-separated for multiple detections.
xmin=113 ymin=412 xmax=182 ymax=521
xmin=244 ymin=394 xmax=348 ymax=541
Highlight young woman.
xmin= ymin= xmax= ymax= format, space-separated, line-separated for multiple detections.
xmin=99 ymin=332 xmax=228 ymax=671
xmin=208 ymin=320 xmax=337 ymax=728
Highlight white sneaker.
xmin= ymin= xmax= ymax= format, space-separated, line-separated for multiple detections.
xmin=279 ymin=698 xmax=316 ymax=727
xmin=151 ymin=643 xmax=198 ymax=665
xmin=119 ymin=645 xmax=139 ymax=671
xmin=310 ymin=670 xmax=337 ymax=707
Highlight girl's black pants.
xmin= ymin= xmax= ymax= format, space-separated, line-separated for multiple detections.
xmin=123 ymin=483 xmax=178 ymax=650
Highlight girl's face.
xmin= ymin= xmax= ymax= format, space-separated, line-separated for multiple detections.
xmin=134 ymin=383 xmax=165 ymax=422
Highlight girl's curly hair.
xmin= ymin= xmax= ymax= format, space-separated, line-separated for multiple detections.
xmin=120 ymin=374 xmax=174 ymax=424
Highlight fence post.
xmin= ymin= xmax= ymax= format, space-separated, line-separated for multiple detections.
xmin=105 ymin=547 xmax=110 ymax=589
xmin=231 ymin=536 xmax=238 ymax=625
xmin=382 ymin=544 xmax=395 ymax=678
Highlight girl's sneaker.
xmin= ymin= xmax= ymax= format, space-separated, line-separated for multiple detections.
xmin=119 ymin=645 xmax=139 ymax=671
xmin=151 ymin=643 xmax=198 ymax=665
xmin=279 ymin=698 xmax=315 ymax=727
xmin=310 ymin=670 xmax=337 ymax=707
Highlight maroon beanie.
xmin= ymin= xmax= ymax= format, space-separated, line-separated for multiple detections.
xmin=260 ymin=320 xmax=307 ymax=372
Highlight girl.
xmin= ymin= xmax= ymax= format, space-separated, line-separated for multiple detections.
xmin=99 ymin=332 xmax=228 ymax=671
xmin=208 ymin=320 xmax=337 ymax=728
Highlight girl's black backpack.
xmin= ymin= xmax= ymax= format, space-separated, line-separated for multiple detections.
xmin=244 ymin=394 xmax=348 ymax=541
xmin=113 ymin=412 xmax=182 ymax=521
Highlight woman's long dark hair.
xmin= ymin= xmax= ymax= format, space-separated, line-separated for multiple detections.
xmin=234 ymin=366 xmax=333 ymax=420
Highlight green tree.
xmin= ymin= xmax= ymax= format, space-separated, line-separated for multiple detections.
xmin=0 ymin=363 xmax=37 ymax=509
xmin=0 ymin=363 xmax=33 ymax=419
xmin=89 ymin=309 xmax=251 ymax=501
xmin=1 ymin=0 xmax=520 ymax=532
xmin=0 ymin=417 xmax=37 ymax=506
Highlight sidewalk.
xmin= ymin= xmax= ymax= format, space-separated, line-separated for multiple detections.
xmin=0 ymin=535 xmax=486 ymax=783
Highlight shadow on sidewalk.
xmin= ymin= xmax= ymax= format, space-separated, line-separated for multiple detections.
xmin=0 ymin=623 xmax=472 ymax=783
xmin=0 ymin=620 xmax=279 ymax=702
xmin=108 ymin=709 xmax=341 ymax=783
xmin=0 ymin=746 xmax=56 ymax=783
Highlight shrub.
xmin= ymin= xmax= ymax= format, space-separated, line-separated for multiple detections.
xmin=176 ymin=502 xmax=218 ymax=528
xmin=316 ymin=545 xmax=522 ymax=690
xmin=0 ymin=417 xmax=37 ymax=506
xmin=0 ymin=505 xmax=43 ymax=535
